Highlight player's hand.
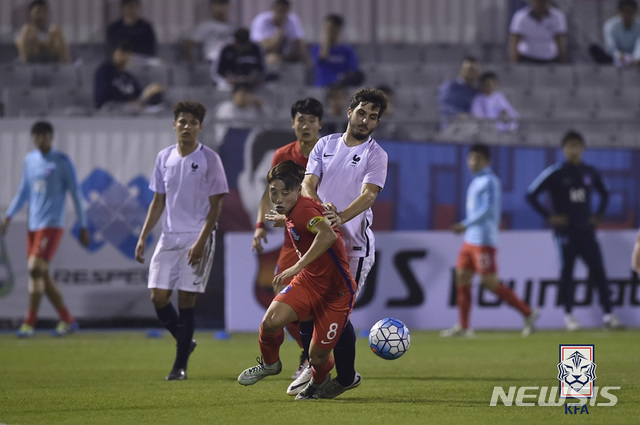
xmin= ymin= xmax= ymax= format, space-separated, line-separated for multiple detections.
xmin=322 ymin=209 xmax=342 ymax=227
xmin=322 ymin=202 xmax=337 ymax=213
xmin=549 ymin=215 xmax=568 ymax=226
xmin=135 ymin=239 xmax=146 ymax=263
xmin=451 ymin=223 xmax=465 ymax=234
xmin=252 ymin=227 xmax=267 ymax=253
xmin=273 ymin=264 xmax=301 ymax=287
xmin=265 ymin=210 xmax=286 ymax=227
xmin=0 ymin=217 xmax=10 ymax=235
xmin=79 ymin=228 xmax=91 ymax=247
xmin=187 ymin=240 xmax=206 ymax=266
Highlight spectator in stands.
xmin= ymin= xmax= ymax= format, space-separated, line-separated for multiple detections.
xmin=250 ymin=0 xmax=307 ymax=65
xmin=93 ymin=40 xmax=164 ymax=112
xmin=310 ymin=14 xmax=363 ymax=87
xmin=437 ymin=56 xmax=480 ymax=130
xmin=183 ymin=0 xmax=235 ymax=86
xmin=322 ymin=84 xmax=349 ymax=135
xmin=213 ymin=83 xmax=270 ymax=149
xmin=508 ymin=0 xmax=568 ymax=64
xmin=107 ymin=0 xmax=157 ymax=57
xmin=217 ymin=28 xmax=265 ymax=90
xmin=15 ymin=0 xmax=71 ymax=63
xmin=471 ymin=72 xmax=519 ymax=133
xmin=590 ymin=0 xmax=640 ymax=66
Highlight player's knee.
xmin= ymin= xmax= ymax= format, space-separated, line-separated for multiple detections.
xmin=150 ymin=292 xmax=169 ymax=308
xmin=28 ymin=265 xmax=45 ymax=280
xmin=261 ymin=317 xmax=281 ymax=333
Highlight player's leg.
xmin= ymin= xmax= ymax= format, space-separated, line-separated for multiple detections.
xmin=556 ymin=233 xmax=579 ymax=330
xmin=331 ymin=255 xmax=372 ymax=389
xmin=274 ymin=280 xmax=305 ymax=376
xmin=148 ymin=234 xmax=181 ymax=339
xmin=441 ymin=243 xmax=474 ymax=337
xmin=166 ymin=290 xmax=198 ymax=378
xmin=238 ymin=300 xmax=299 ymax=385
xmin=46 ymin=26 xmax=70 ymax=63
xmin=579 ymin=234 xmax=623 ymax=328
xmin=480 ymin=273 xmax=538 ymax=336
xmin=43 ymin=267 xmax=78 ymax=336
xmin=18 ymin=255 xmax=46 ymax=337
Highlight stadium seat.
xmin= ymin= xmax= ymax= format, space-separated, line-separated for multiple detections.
xmin=49 ymin=87 xmax=94 ymax=116
xmin=423 ymin=44 xmax=480 ymax=63
xmin=361 ymin=62 xmax=400 ymax=87
xmin=32 ymin=64 xmax=81 ymax=87
xmin=276 ymin=63 xmax=307 ymax=86
xmin=530 ymin=65 xmax=575 ymax=90
xmin=379 ymin=43 xmax=424 ymax=63
xmin=574 ymin=65 xmax=622 ymax=93
xmin=183 ymin=86 xmax=231 ymax=110
xmin=550 ymin=90 xmax=598 ymax=120
xmin=509 ymin=89 xmax=552 ymax=120
xmin=352 ymin=43 xmax=378 ymax=63
xmin=0 ymin=64 xmax=33 ymax=89
xmin=596 ymin=90 xmax=640 ymax=121
xmin=2 ymin=87 xmax=51 ymax=117
xmin=492 ymin=64 xmax=531 ymax=91
xmin=397 ymin=63 xmax=443 ymax=87
xmin=189 ymin=63 xmax=214 ymax=86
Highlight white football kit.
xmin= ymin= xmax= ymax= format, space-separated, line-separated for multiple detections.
xmin=306 ymin=132 xmax=388 ymax=296
xmin=147 ymin=143 xmax=228 ymax=293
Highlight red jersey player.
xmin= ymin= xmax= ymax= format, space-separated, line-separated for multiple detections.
xmin=238 ymin=160 xmax=356 ymax=400
xmin=251 ymin=97 xmax=324 ymax=378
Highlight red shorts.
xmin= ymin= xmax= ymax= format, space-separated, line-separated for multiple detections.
xmin=274 ymin=243 xmax=300 ymax=286
xmin=274 ymin=277 xmax=352 ymax=351
xmin=27 ymin=228 xmax=63 ymax=262
xmin=456 ymin=242 xmax=497 ymax=275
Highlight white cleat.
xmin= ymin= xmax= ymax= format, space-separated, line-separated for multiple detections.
xmin=564 ymin=314 xmax=580 ymax=331
xmin=603 ymin=314 xmax=625 ymax=330
xmin=287 ymin=365 xmax=312 ymax=396
xmin=522 ymin=309 xmax=540 ymax=337
xmin=237 ymin=357 xmax=282 ymax=386
xmin=440 ymin=323 xmax=474 ymax=338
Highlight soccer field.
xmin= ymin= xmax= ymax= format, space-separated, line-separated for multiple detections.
xmin=1 ymin=329 xmax=638 ymax=425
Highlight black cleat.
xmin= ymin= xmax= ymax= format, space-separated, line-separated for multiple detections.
xmin=190 ymin=339 xmax=197 ymax=354
xmin=165 ymin=368 xmax=187 ymax=381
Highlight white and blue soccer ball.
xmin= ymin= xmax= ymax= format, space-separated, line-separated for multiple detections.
xmin=368 ymin=317 xmax=411 ymax=360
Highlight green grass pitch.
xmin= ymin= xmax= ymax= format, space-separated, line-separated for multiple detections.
xmin=1 ymin=329 xmax=638 ymax=425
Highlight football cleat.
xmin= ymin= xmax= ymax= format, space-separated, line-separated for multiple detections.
xmin=287 ymin=365 xmax=312 ymax=396
xmin=440 ymin=323 xmax=474 ymax=338
xmin=237 ymin=357 xmax=282 ymax=386
xmin=295 ymin=374 xmax=331 ymax=400
xmin=165 ymin=368 xmax=187 ymax=381
xmin=564 ymin=315 xmax=580 ymax=332
xmin=603 ymin=314 xmax=625 ymax=330
xmin=16 ymin=323 xmax=34 ymax=338
xmin=291 ymin=350 xmax=309 ymax=379
xmin=316 ymin=372 xmax=362 ymax=399
xmin=522 ymin=309 xmax=540 ymax=337
xmin=52 ymin=321 xmax=78 ymax=337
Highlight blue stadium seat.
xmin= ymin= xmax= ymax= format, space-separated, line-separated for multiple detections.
xmin=32 ymin=64 xmax=81 ymax=87
xmin=2 ymin=87 xmax=51 ymax=117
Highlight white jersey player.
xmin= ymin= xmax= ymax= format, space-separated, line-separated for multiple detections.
xmin=136 ymin=101 xmax=228 ymax=381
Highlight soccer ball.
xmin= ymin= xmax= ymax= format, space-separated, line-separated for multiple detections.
xmin=368 ymin=317 xmax=410 ymax=360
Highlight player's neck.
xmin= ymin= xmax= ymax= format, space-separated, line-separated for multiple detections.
xmin=343 ymin=132 xmax=367 ymax=147
xmin=298 ymin=139 xmax=315 ymax=157
xmin=177 ymin=140 xmax=198 ymax=157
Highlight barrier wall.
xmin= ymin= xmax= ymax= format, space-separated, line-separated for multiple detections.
xmin=1 ymin=119 xmax=639 ymax=326
xmin=225 ymin=231 xmax=640 ymax=331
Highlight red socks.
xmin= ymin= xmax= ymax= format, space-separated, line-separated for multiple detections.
xmin=494 ymin=284 xmax=531 ymax=317
xmin=57 ymin=307 xmax=74 ymax=324
xmin=259 ymin=325 xmax=284 ymax=365
xmin=24 ymin=309 xmax=38 ymax=327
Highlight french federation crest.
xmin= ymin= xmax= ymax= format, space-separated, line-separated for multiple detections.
xmin=557 ymin=345 xmax=596 ymax=398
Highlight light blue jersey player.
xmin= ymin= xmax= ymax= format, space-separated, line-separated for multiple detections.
xmin=441 ymin=143 xmax=537 ymax=338
xmin=1 ymin=121 xmax=90 ymax=338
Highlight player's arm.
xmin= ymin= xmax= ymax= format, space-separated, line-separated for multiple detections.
xmin=591 ymin=169 xmax=610 ymax=225
xmin=188 ymin=194 xmax=225 ymax=266
xmin=135 ymin=192 xmax=166 ymax=263
xmin=301 ymin=173 xmax=322 ymax=203
xmin=273 ymin=217 xmax=337 ymax=286
xmin=526 ymin=168 xmax=553 ymax=219
xmin=456 ymin=181 xmax=494 ymax=233
xmin=508 ymin=34 xmax=521 ymax=63
xmin=63 ymin=157 xmax=91 ymax=247
xmin=252 ymin=186 xmax=271 ymax=253
xmin=2 ymin=165 xmax=29 ymax=235
xmin=324 ymin=183 xmax=381 ymax=227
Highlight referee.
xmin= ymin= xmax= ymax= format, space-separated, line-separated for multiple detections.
xmin=526 ymin=130 xmax=623 ymax=331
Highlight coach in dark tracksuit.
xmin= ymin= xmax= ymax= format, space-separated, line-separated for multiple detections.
xmin=526 ymin=130 xmax=623 ymax=331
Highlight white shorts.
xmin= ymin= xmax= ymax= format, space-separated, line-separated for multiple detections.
xmin=148 ymin=231 xmax=216 ymax=294
xmin=349 ymin=254 xmax=375 ymax=300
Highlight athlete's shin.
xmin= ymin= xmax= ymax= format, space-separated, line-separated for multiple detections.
xmin=259 ymin=325 xmax=284 ymax=365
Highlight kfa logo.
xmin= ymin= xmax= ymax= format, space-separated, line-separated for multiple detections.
xmin=350 ymin=154 xmax=361 ymax=166
xmin=74 ymin=168 xmax=154 ymax=259
xmin=558 ymin=345 xmax=596 ymax=398
xmin=289 ymin=227 xmax=301 ymax=241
